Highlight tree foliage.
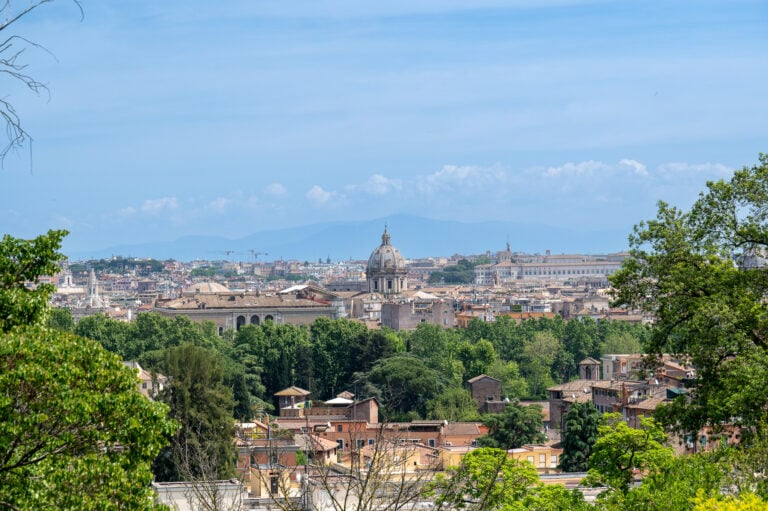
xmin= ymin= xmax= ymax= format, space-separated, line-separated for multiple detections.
xmin=559 ymin=401 xmax=600 ymax=472
xmin=430 ymin=447 xmax=589 ymax=511
xmin=479 ymin=402 xmax=546 ymax=450
xmin=0 ymin=326 xmax=177 ymax=509
xmin=0 ymin=229 xmax=176 ymax=508
xmin=610 ymin=153 xmax=768 ymax=433
xmin=587 ymin=413 xmax=673 ymax=493
xmin=153 ymin=344 xmax=236 ymax=482
xmin=0 ymin=229 xmax=67 ymax=333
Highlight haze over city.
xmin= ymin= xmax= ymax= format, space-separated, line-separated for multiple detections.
xmin=1 ymin=0 xmax=766 ymax=257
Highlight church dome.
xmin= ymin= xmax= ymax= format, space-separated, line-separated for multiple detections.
xmin=367 ymin=227 xmax=406 ymax=275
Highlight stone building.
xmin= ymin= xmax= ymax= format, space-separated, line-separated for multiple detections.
xmin=467 ymin=374 xmax=506 ymax=414
xmin=366 ymin=227 xmax=407 ymax=295
xmin=152 ymin=287 xmax=339 ymax=334
xmin=360 ymin=227 xmax=455 ymax=330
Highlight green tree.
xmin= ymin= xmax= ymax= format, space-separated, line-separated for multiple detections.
xmin=456 ymin=339 xmax=497 ymax=382
xmin=600 ymin=331 xmax=642 ymax=355
xmin=559 ymin=401 xmax=600 ymax=472
xmin=75 ymin=312 xmax=131 ymax=356
xmin=0 ymin=229 xmax=67 ymax=333
xmin=618 ymin=451 xmax=728 ymax=511
xmin=587 ymin=413 xmax=673 ymax=493
xmin=46 ymin=306 xmax=74 ymax=332
xmin=486 ymin=359 xmax=528 ymax=400
xmin=363 ymin=354 xmax=444 ymax=420
xmin=610 ymin=154 xmax=768 ymax=433
xmin=430 ymin=447 xmax=589 ymax=511
xmin=154 ymin=344 xmax=236 ymax=482
xmin=431 ymin=447 xmax=539 ymax=511
xmin=426 ymin=387 xmax=480 ymax=422
xmin=479 ymin=402 xmax=546 ymax=449
xmin=521 ymin=331 xmax=560 ymax=398
xmin=0 ymin=326 xmax=177 ymax=509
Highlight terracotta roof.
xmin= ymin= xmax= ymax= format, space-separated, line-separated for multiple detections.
xmin=295 ymin=434 xmax=338 ymax=452
xmin=626 ymin=396 xmax=667 ymax=411
xmin=274 ymin=386 xmax=311 ymax=397
xmin=444 ymin=422 xmax=483 ymax=435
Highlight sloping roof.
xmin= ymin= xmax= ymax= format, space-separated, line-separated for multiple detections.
xmin=295 ymin=434 xmax=338 ymax=452
xmin=548 ymin=379 xmax=595 ymax=394
xmin=467 ymin=374 xmax=501 ymax=384
xmin=274 ymin=386 xmax=311 ymax=397
xmin=579 ymin=357 xmax=601 ymax=365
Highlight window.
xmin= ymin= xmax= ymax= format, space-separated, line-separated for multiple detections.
xmin=527 ymin=456 xmax=534 ymax=464
xmin=387 ymin=279 xmax=392 ymax=290
xmin=539 ymin=454 xmax=546 ymax=466
xmin=337 ymin=439 xmax=344 ymax=450
xmin=428 ymin=439 xmax=435 ymax=447
xmin=551 ymin=455 xmax=558 ymax=467
xmin=141 ymin=382 xmax=147 ymax=389
xmin=337 ymin=424 xmax=343 ymax=432
xmin=368 ymin=439 xmax=375 ymax=445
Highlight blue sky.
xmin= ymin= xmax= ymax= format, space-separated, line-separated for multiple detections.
xmin=2 ymin=0 xmax=766 ymax=255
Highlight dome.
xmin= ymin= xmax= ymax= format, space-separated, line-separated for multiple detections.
xmin=366 ymin=227 xmax=408 ymax=295
xmin=367 ymin=227 xmax=406 ymax=275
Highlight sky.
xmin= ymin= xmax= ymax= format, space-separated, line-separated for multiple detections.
xmin=1 ymin=0 xmax=766 ymax=256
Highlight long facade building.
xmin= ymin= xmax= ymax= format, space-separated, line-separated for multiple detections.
xmin=474 ymin=249 xmax=628 ymax=286
xmin=152 ymin=288 xmax=339 ymax=334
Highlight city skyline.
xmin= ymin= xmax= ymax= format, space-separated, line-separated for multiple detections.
xmin=1 ymin=1 xmax=766 ymax=255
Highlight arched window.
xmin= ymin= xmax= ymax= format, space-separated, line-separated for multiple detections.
xmin=250 ymin=315 xmax=260 ymax=325
xmin=236 ymin=315 xmax=246 ymax=330
xmin=264 ymin=315 xmax=274 ymax=323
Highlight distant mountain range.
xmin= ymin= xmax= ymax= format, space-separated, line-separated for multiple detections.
xmin=66 ymin=215 xmax=631 ymax=262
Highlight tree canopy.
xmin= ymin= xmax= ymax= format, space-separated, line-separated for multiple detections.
xmin=0 ymin=229 xmax=67 ymax=333
xmin=611 ymin=153 xmax=768 ymax=434
xmin=0 ymin=326 xmax=177 ymax=509
xmin=0 ymin=229 xmax=177 ymax=509
xmin=559 ymin=401 xmax=600 ymax=472
xmin=478 ymin=402 xmax=546 ymax=450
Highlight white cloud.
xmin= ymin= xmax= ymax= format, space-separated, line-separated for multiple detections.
xmin=619 ymin=159 xmax=648 ymax=176
xmin=540 ymin=160 xmax=610 ymax=177
xmin=265 ymin=183 xmax=287 ymax=196
xmin=118 ymin=206 xmax=137 ymax=217
xmin=352 ymin=174 xmax=404 ymax=196
xmin=417 ymin=164 xmax=507 ymax=194
xmin=306 ymin=185 xmax=342 ymax=205
xmin=206 ymin=197 xmax=232 ymax=213
xmin=140 ymin=197 xmax=179 ymax=214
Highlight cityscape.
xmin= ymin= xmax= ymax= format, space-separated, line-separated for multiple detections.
xmin=2 ymin=1 xmax=768 ymax=510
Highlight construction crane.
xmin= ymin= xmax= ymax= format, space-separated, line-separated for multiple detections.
xmin=208 ymin=250 xmax=235 ymax=260
xmin=249 ymin=250 xmax=268 ymax=262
